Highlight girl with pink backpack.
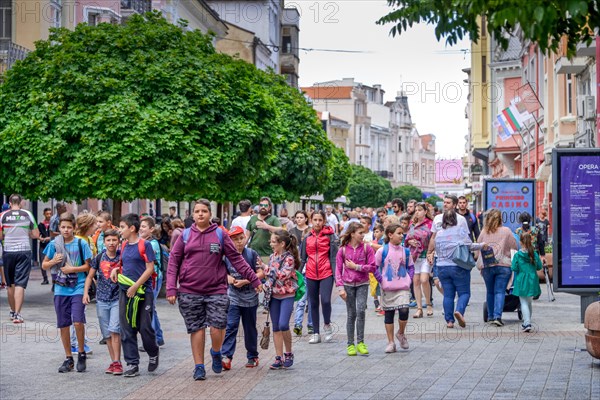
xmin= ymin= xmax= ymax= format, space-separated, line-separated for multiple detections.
xmin=375 ymin=223 xmax=414 ymax=353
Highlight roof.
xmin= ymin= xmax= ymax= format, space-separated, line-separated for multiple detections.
xmin=302 ymin=86 xmax=354 ymax=100
xmin=421 ymin=134 xmax=435 ymax=149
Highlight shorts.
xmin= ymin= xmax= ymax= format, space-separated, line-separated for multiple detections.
xmin=96 ymin=300 xmax=120 ymax=339
xmin=178 ymin=293 xmax=229 ymax=333
xmin=54 ymin=294 xmax=86 ymax=328
xmin=2 ymin=251 xmax=33 ymax=288
xmin=414 ymin=258 xmax=431 ymax=274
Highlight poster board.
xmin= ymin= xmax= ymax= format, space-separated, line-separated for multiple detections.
xmin=483 ymin=179 xmax=536 ymax=233
xmin=553 ymin=149 xmax=600 ymax=293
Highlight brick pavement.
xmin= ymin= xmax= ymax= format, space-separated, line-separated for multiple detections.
xmin=1 ymin=268 xmax=598 ymax=400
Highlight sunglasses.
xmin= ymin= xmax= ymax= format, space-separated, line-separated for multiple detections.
xmin=259 ymin=204 xmax=269 ymax=208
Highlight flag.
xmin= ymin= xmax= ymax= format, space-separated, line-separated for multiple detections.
xmin=494 ymin=115 xmax=512 ymax=142
xmin=515 ymin=83 xmax=542 ymax=114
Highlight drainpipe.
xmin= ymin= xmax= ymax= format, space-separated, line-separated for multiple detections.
xmin=596 ymin=35 xmax=600 ymax=148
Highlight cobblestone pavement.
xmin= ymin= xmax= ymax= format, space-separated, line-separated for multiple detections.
xmin=1 ymin=268 xmax=598 ymax=400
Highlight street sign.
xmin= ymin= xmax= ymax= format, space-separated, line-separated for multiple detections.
xmin=552 ymin=149 xmax=600 ymax=294
xmin=483 ymin=179 xmax=536 ymax=233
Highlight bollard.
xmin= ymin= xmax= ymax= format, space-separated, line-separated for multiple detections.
xmin=584 ymin=300 xmax=600 ymax=359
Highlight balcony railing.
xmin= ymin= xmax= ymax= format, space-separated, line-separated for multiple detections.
xmin=0 ymin=41 xmax=30 ymax=80
xmin=120 ymin=0 xmax=151 ymax=15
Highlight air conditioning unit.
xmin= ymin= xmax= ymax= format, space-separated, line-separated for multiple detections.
xmin=584 ymin=96 xmax=596 ymax=120
xmin=576 ymin=95 xmax=587 ymax=118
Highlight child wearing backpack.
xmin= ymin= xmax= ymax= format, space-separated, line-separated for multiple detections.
xmin=83 ymin=229 xmax=123 ymax=374
xmin=42 ymin=213 xmax=93 ymax=373
xmin=140 ymin=216 xmax=165 ymax=347
xmin=336 ymin=222 xmax=379 ymax=356
xmin=511 ymin=232 xmax=543 ymax=333
xmin=375 ymin=223 xmax=414 ymax=353
xmin=110 ymin=214 xmax=159 ymax=378
xmin=221 ymin=226 xmax=264 ymax=370
xmin=369 ymin=224 xmax=384 ymax=314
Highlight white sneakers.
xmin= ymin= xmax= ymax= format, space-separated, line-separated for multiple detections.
xmin=323 ymin=324 xmax=334 ymax=343
xmin=308 ymin=334 xmax=321 ymax=344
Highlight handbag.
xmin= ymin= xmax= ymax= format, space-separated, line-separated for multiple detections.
xmin=452 ymin=244 xmax=476 ymax=270
xmin=259 ymin=309 xmax=270 ymax=350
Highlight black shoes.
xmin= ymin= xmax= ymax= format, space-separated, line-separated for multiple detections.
xmin=123 ymin=365 xmax=140 ymax=377
xmin=77 ymin=352 xmax=87 ymax=372
xmin=58 ymin=357 xmax=74 ymax=373
xmin=148 ymin=352 xmax=159 ymax=372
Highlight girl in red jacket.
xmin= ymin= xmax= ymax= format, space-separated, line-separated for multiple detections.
xmin=300 ymin=210 xmax=339 ymax=344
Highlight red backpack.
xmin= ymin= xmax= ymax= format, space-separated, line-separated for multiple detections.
xmin=120 ymin=239 xmax=158 ymax=289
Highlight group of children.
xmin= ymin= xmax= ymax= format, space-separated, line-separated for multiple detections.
xmin=42 ymin=212 xmax=161 ymax=376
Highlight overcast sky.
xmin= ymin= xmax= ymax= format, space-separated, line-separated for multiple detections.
xmin=293 ymin=0 xmax=471 ymax=159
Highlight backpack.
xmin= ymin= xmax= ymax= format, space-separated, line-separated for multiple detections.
xmin=379 ymin=244 xmax=411 ymax=291
xmin=182 ymin=226 xmax=224 ymax=249
xmin=157 ymin=243 xmax=170 ymax=275
xmin=120 ymin=239 xmax=158 ymax=289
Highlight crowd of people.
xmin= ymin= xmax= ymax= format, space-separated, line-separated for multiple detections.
xmin=0 ymin=193 xmax=550 ymax=381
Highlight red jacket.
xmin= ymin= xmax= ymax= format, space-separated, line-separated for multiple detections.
xmin=301 ymin=226 xmax=338 ymax=280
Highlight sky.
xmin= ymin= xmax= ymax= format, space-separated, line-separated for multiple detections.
xmin=292 ymin=0 xmax=471 ymax=159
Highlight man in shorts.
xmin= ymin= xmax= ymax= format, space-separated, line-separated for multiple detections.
xmin=0 ymin=194 xmax=39 ymax=323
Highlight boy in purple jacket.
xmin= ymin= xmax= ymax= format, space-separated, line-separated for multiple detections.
xmin=167 ymin=199 xmax=263 ymax=381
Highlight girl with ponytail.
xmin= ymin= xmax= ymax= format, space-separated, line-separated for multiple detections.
xmin=511 ymin=233 xmax=543 ymax=333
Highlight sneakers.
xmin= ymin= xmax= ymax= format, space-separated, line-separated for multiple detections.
xmin=269 ymin=356 xmax=284 ymax=370
xmin=106 ymin=362 xmax=116 ymax=374
xmin=377 ymin=309 xmax=385 ymax=316
xmin=58 ymin=357 xmax=74 ymax=373
xmin=148 ymin=352 xmax=159 ymax=372
xmin=76 ymin=352 xmax=87 ymax=372
xmin=408 ymin=300 xmax=418 ymax=308
xmin=308 ymin=333 xmax=321 ymax=344
xmin=356 ymin=342 xmax=369 ymax=355
xmin=71 ymin=344 xmax=93 ymax=355
xmin=323 ymin=324 xmax=333 ymax=342
xmin=106 ymin=361 xmax=123 ymax=375
xmin=123 ymin=364 xmax=140 ymax=378
xmin=307 ymin=325 xmax=314 ymax=335
xmin=193 ymin=365 xmax=206 ymax=380
xmin=210 ymin=349 xmax=222 ymax=374
xmin=293 ymin=325 xmax=302 ymax=336
xmin=490 ymin=318 xmax=504 ymax=327
xmin=347 ymin=344 xmax=357 ymax=356
xmin=374 ymin=299 xmax=380 ymax=310
xmin=99 ymin=337 xmax=107 ymax=345
xmin=453 ymin=311 xmax=466 ymax=328
xmin=41 ymin=279 xmax=49 ymax=285
xmin=9 ymin=310 xmax=16 ymax=321
xmin=396 ymin=333 xmax=409 ymax=350
xmin=245 ymin=358 xmax=259 ymax=368
xmin=283 ymin=352 xmax=294 ymax=368
xmin=12 ymin=313 xmax=24 ymax=324
xmin=384 ymin=342 xmax=397 ymax=353
xmin=522 ymin=324 xmax=532 ymax=333
xmin=221 ymin=356 xmax=232 ymax=371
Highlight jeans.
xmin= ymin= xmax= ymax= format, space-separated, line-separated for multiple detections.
xmin=481 ymin=266 xmax=512 ymax=320
xmin=306 ymin=276 xmax=334 ymax=334
xmin=294 ymin=290 xmax=313 ymax=328
xmin=437 ymin=265 xmax=471 ymax=323
xmin=221 ymin=304 xmax=258 ymax=360
xmin=152 ymin=275 xmax=164 ymax=344
xmin=269 ymin=297 xmax=295 ymax=332
xmin=344 ymin=285 xmax=368 ymax=345
xmin=519 ymin=296 xmax=533 ymax=326
xmin=96 ymin=300 xmax=120 ymax=339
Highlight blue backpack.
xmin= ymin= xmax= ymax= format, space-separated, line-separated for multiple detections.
xmin=182 ymin=227 xmax=224 ymax=249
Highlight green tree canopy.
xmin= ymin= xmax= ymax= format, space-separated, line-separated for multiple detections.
xmin=425 ymin=195 xmax=443 ymax=207
xmin=0 ymin=12 xmax=348 ymax=203
xmin=391 ymin=185 xmax=423 ymax=205
xmin=322 ymin=146 xmax=351 ymax=202
xmin=378 ymin=0 xmax=599 ymax=57
xmin=347 ymin=165 xmax=392 ymax=208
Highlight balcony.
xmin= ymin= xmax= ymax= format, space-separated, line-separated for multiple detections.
xmin=0 ymin=41 xmax=30 ymax=81
xmin=576 ymin=40 xmax=596 ymax=58
xmin=120 ymin=0 xmax=151 ymax=17
xmin=376 ymin=170 xmax=394 ymax=178
xmin=555 ymin=56 xmax=587 ymax=74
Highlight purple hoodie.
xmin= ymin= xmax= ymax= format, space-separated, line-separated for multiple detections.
xmin=167 ymin=223 xmax=260 ymax=297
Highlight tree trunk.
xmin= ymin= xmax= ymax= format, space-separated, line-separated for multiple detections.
xmin=112 ymin=199 xmax=123 ymax=224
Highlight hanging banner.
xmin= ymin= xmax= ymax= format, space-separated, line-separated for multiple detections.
xmin=553 ymin=149 xmax=600 ymax=293
xmin=483 ymin=179 xmax=535 ymax=233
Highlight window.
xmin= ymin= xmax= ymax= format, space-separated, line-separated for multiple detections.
xmin=567 ymin=73 xmax=573 ymax=114
xmin=398 ymin=164 xmax=403 ymax=180
xmin=282 ymin=35 xmax=292 ymax=54
xmin=88 ymin=13 xmax=99 ymax=26
xmin=482 ymin=56 xmax=487 ymax=83
xmin=0 ymin=0 xmax=11 ymax=39
xmin=50 ymin=0 xmax=62 ymax=28
xmin=398 ymin=136 xmax=402 ymax=152
xmin=358 ymin=126 xmax=362 ymax=144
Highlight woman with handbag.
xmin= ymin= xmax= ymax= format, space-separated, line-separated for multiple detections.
xmin=427 ymin=210 xmax=486 ymax=328
xmin=375 ymin=223 xmax=414 ymax=353
xmin=476 ymin=209 xmax=517 ymax=327
xmin=335 ymin=222 xmax=379 ymax=356
xmin=263 ymin=230 xmax=300 ymax=370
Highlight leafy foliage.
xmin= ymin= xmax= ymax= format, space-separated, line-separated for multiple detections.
xmin=347 ymin=165 xmax=392 ymax=208
xmin=322 ymin=146 xmax=351 ymax=202
xmin=377 ymin=0 xmax=599 ymax=57
xmin=425 ymin=195 xmax=443 ymax=206
xmin=0 ymin=12 xmax=348 ymax=203
xmin=391 ymin=185 xmax=423 ymax=205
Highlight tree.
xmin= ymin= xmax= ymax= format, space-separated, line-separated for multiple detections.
xmin=391 ymin=185 xmax=423 ymax=205
xmin=425 ymin=195 xmax=443 ymax=207
xmin=347 ymin=165 xmax=393 ymax=208
xmin=378 ymin=0 xmax=599 ymax=57
xmin=0 ymin=12 xmax=348 ymax=209
xmin=322 ymin=146 xmax=351 ymax=202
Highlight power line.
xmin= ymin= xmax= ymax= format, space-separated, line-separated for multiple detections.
xmin=215 ymin=35 xmax=372 ymax=54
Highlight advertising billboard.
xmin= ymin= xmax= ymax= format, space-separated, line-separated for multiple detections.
xmin=553 ymin=149 xmax=600 ymax=293
xmin=483 ymin=179 xmax=536 ymax=233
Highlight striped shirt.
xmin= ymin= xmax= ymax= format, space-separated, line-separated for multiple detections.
xmin=1 ymin=209 xmax=38 ymax=252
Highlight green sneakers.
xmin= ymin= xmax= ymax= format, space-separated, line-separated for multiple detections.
xmin=347 ymin=344 xmax=357 ymax=356
xmin=356 ymin=342 xmax=369 ymax=355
